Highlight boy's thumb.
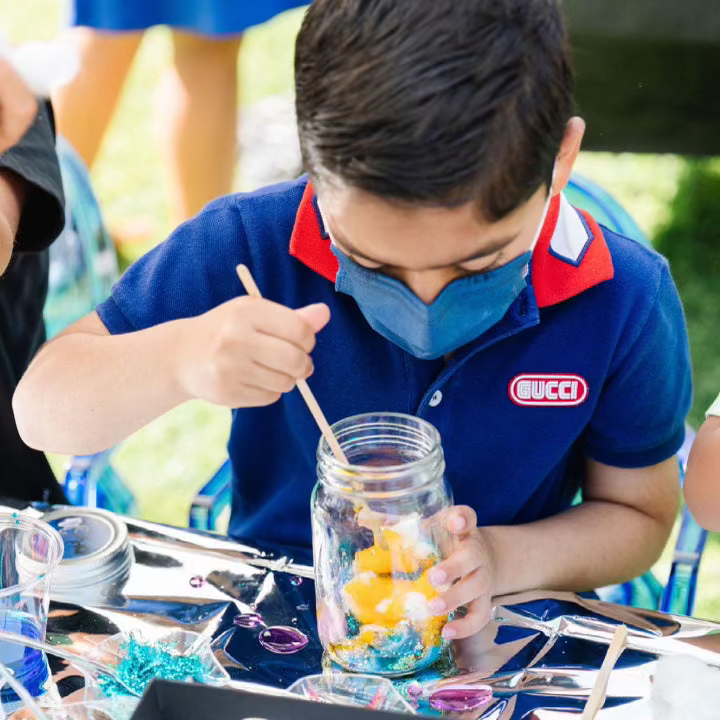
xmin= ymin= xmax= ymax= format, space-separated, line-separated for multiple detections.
xmin=295 ymin=303 xmax=331 ymax=333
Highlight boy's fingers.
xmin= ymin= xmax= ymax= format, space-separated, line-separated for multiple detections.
xmin=428 ymin=537 xmax=483 ymax=587
xmin=443 ymin=597 xmax=493 ymax=640
xmin=247 ymin=363 xmax=301 ymax=394
xmin=235 ymin=386 xmax=283 ymax=408
xmin=429 ymin=566 xmax=491 ymax=616
xmin=252 ymin=335 xmax=313 ymax=379
xmin=240 ymin=297 xmax=318 ymax=352
xmin=295 ymin=303 xmax=331 ymax=333
xmin=446 ymin=506 xmax=477 ymax=535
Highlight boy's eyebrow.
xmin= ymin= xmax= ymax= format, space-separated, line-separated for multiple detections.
xmin=334 ymin=232 xmax=521 ymax=269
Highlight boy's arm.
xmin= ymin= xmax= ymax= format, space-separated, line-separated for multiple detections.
xmin=13 ymin=298 xmax=330 ymax=455
xmin=430 ymin=261 xmax=691 ymax=639
xmin=430 ymin=457 xmax=678 ymax=638
xmin=684 ymin=412 xmax=720 ymax=531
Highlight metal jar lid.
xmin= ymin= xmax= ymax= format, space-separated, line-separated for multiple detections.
xmin=41 ymin=507 xmax=133 ymax=596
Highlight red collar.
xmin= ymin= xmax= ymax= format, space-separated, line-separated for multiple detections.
xmin=289 ymin=181 xmax=614 ymax=308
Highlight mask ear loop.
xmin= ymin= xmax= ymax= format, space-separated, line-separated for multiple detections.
xmin=316 ymin=200 xmax=338 ymax=247
xmin=529 ymin=162 xmax=558 ymax=253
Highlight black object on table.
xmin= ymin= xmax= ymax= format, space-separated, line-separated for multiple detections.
xmin=131 ymin=680 xmax=408 ymax=720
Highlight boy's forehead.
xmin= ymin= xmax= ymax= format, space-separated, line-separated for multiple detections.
xmin=317 ymin=184 xmax=546 ymax=268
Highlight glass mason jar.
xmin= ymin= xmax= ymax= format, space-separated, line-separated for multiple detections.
xmin=312 ymin=413 xmax=453 ymax=676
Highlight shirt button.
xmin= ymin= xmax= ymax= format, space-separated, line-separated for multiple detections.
xmin=429 ymin=390 xmax=443 ymax=408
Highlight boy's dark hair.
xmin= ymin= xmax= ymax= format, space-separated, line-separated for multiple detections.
xmin=295 ymin=0 xmax=574 ymax=221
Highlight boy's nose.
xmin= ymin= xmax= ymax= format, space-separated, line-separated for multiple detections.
xmin=400 ymin=269 xmax=458 ymax=305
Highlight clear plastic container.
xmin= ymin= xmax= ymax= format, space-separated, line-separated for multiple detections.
xmin=312 ymin=413 xmax=452 ymax=676
xmin=0 ymin=513 xmax=63 ymax=708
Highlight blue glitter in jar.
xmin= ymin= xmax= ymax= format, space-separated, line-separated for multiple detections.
xmin=98 ymin=636 xmax=209 ymax=698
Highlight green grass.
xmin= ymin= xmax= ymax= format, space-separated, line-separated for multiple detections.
xmin=2 ymin=0 xmax=719 ymax=620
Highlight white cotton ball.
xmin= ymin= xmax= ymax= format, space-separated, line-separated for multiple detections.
xmin=387 ymin=514 xmax=422 ymax=544
xmin=403 ymin=591 xmax=431 ymax=622
xmin=651 ymin=655 xmax=720 ymax=720
xmin=3 ymin=39 xmax=79 ymax=97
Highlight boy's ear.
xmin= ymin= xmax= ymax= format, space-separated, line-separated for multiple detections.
xmin=552 ymin=117 xmax=586 ymax=197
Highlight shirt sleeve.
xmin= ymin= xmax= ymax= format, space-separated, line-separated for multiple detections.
xmin=707 ymin=393 xmax=720 ymax=418
xmin=0 ymin=102 xmax=65 ymax=251
xmin=583 ymin=263 xmax=693 ymax=468
xmin=97 ymin=202 xmax=249 ymax=334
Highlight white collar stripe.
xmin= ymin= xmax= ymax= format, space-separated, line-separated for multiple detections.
xmin=549 ymin=194 xmax=593 ymax=267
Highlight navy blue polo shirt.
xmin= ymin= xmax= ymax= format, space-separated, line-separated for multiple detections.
xmin=97 ymin=177 xmax=692 ymax=548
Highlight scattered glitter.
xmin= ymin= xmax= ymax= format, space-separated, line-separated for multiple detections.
xmin=296 ymin=603 xmax=310 ymax=612
xmin=289 ymin=576 xmax=303 ymax=586
xmin=189 ymin=576 xmax=206 ymax=589
xmin=428 ymin=685 xmax=493 ymax=712
xmin=258 ymin=626 xmax=309 ymax=654
xmin=406 ymin=681 xmax=423 ymax=698
xmin=98 ymin=636 xmax=209 ymax=698
xmin=233 ymin=613 xmax=265 ymax=629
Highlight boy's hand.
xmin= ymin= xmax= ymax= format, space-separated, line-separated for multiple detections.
xmin=427 ymin=506 xmax=497 ymax=640
xmin=177 ymin=296 xmax=330 ymax=408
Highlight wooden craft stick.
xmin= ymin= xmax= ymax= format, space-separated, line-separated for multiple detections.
xmin=581 ymin=624 xmax=628 ymax=720
xmin=235 ymin=264 xmax=349 ymax=465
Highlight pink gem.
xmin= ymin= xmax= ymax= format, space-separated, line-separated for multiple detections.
xmin=233 ymin=613 xmax=265 ymax=629
xmin=407 ymin=681 xmax=423 ymax=698
xmin=429 ymin=685 xmax=493 ymax=712
xmin=258 ymin=626 xmax=309 ymax=654
xmin=189 ymin=575 xmax=205 ymax=588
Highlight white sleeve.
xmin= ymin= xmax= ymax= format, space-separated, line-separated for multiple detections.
xmin=706 ymin=392 xmax=720 ymax=418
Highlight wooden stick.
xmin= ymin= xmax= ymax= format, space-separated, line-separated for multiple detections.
xmin=581 ymin=624 xmax=628 ymax=720
xmin=235 ymin=264 xmax=349 ymax=465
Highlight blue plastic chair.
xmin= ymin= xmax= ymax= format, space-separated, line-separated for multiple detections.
xmin=46 ymin=137 xmax=120 ymax=338
xmin=47 ymin=137 xmax=137 ymax=516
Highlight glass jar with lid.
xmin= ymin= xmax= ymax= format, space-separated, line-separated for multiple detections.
xmin=312 ymin=412 xmax=453 ymax=676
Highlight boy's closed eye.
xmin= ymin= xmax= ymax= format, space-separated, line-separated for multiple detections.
xmin=348 ymin=251 xmax=507 ymax=277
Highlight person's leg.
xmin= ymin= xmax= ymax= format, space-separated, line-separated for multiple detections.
xmin=53 ymin=28 xmax=144 ymax=170
xmin=158 ymin=30 xmax=242 ymax=225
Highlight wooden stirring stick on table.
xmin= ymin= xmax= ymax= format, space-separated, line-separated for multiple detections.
xmin=235 ymin=264 xmax=349 ymax=465
xmin=581 ymin=624 xmax=628 ymax=720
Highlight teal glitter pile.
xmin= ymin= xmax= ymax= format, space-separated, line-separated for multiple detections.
xmin=98 ymin=636 xmax=209 ymax=697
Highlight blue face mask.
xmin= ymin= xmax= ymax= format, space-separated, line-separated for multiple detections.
xmin=324 ymin=173 xmax=555 ymax=360
xmin=332 ymin=247 xmax=532 ymax=360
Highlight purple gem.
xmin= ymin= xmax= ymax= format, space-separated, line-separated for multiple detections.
xmin=406 ymin=681 xmax=423 ymax=698
xmin=189 ymin=575 xmax=205 ymax=588
xmin=289 ymin=576 xmax=303 ymax=586
xmin=428 ymin=686 xmax=493 ymax=713
xmin=258 ymin=626 xmax=309 ymax=654
xmin=233 ymin=613 xmax=265 ymax=629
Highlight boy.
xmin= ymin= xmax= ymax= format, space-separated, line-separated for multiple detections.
xmin=14 ymin=0 xmax=692 ymax=640
xmin=684 ymin=395 xmax=720 ymax=530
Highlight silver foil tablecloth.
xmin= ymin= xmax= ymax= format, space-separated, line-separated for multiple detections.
xmin=23 ymin=509 xmax=720 ymax=719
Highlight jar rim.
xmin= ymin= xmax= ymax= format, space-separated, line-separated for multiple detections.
xmin=317 ymin=412 xmax=444 ymax=484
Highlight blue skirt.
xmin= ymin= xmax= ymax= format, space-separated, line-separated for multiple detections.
xmin=71 ymin=1 xmax=309 ymax=35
